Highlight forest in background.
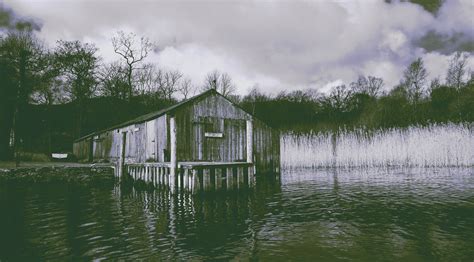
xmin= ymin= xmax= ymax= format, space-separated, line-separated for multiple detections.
xmin=1 ymin=11 xmax=473 ymax=160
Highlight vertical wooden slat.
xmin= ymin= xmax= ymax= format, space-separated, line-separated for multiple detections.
xmin=203 ymin=168 xmax=210 ymax=191
xmin=237 ymin=167 xmax=244 ymax=189
xmin=226 ymin=167 xmax=233 ymax=190
xmin=193 ymin=169 xmax=200 ymax=193
xmin=159 ymin=167 xmax=164 ymax=187
xmin=170 ymin=116 xmax=177 ymax=193
xmin=247 ymin=120 xmax=253 ymax=163
xmin=210 ymin=168 xmax=216 ymax=191
xmin=215 ymin=168 xmax=222 ymax=191
xmin=178 ymin=169 xmax=183 ymax=191
xmin=183 ymin=168 xmax=189 ymax=192
xmin=248 ymin=166 xmax=255 ymax=187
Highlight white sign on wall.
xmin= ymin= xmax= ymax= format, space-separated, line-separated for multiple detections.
xmin=205 ymin=132 xmax=223 ymax=138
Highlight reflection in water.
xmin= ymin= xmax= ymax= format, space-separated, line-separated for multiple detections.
xmin=0 ymin=169 xmax=473 ymax=260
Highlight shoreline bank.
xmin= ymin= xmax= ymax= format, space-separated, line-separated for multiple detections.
xmin=0 ymin=163 xmax=115 ymax=184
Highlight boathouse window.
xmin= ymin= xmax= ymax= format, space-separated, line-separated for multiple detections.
xmin=202 ymin=117 xmax=224 ymax=138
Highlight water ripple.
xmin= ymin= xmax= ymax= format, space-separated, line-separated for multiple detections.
xmin=0 ymin=167 xmax=473 ymax=260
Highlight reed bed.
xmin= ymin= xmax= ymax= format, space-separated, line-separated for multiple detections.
xmin=281 ymin=123 xmax=474 ymax=169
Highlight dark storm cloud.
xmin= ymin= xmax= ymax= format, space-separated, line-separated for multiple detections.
xmin=416 ymin=31 xmax=474 ymax=54
xmin=3 ymin=0 xmax=472 ymax=94
xmin=0 ymin=3 xmax=41 ymax=31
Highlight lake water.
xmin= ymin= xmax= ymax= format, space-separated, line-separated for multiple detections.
xmin=1 ymin=168 xmax=473 ymax=261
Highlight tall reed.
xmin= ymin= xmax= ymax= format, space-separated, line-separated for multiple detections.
xmin=281 ymin=123 xmax=474 ymax=168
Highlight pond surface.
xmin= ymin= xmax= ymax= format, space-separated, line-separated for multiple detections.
xmin=0 ymin=168 xmax=473 ymax=261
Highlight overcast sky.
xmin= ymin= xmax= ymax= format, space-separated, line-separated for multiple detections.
xmin=2 ymin=0 xmax=474 ymax=95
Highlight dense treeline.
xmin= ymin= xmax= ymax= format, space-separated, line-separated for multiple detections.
xmin=240 ymin=54 xmax=474 ymax=131
xmin=1 ymin=26 xmax=473 ymax=160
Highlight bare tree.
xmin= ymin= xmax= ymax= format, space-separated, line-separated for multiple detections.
xmin=350 ymin=75 xmax=368 ymax=94
xmin=179 ymin=77 xmax=195 ymax=100
xmin=350 ymin=75 xmax=383 ymax=97
xmin=429 ymin=77 xmax=441 ymax=92
xmin=98 ymin=61 xmax=129 ymax=99
xmin=244 ymin=85 xmax=268 ymax=114
xmin=220 ymin=72 xmax=236 ymax=97
xmin=160 ymin=70 xmax=183 ymax=101
xmin=446 ymin=52 xmax=469 ymax=90
xmin=204 ymin=70 xmax=220 ymax=90
xmin=112 ymin=31 xmax=154 ymax=101
xmin=366 ymin=76 xmax=384 ymax=97
xmin=134 ymin=63 xmax=157 ymax=95
xmin=202 ymin=70 xmax=236 ymax=97
xmin=327 ymin=85 xmax=353 ymax=112
xmin=403 ymin=58 xmax=428 ymax=103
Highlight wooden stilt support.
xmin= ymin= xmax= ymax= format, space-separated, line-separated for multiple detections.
xmin=210 ymin=169 xmax=216 ymax=191
xmin=183 ymin=169 xmax=189 ymax=192
xmin=248 ymin=166 xmax=254 ymax=187
xmin=237 ymin=167 xmax=244 ymax=189
xmin=165 ymin=168 xmax=169 ymax=188
xmin=170 ymin=116 xmax=177 ymax=193
xmin=215 ymin=168 xmax=222 ymax=191
xmin=189 ymin=169 xmax=194 ymax=192
xmin=193 ymin=169 xmax=200 ymax=193
xmin=226 ymin=167 xmax=233 ymax=190
xmin=177 ymin=168 xmax=184 ymax=191
xmin=159 ymin=167 xmax=163 ymax=187
xmin=203 ymin=168 xmax=210 ymax=192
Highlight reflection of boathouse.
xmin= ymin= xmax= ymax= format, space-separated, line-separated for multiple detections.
xmin=73 ymin=89 xmax=280 ymax=192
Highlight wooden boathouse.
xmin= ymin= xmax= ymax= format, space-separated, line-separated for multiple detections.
xmin=73 ymin=89 xmax=280 ymax=193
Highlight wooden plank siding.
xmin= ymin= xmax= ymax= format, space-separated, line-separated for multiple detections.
xmin=253 ymin=118 xmax=280 ymax=173
xmin=72 ymin=91 xmax=280 ymax=174
xmin=174 ymin=94 xmax=250 ymax=163
xmin=72 ymin=138 xmax=91 ymax=161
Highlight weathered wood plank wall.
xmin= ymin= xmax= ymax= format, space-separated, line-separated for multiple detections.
xmin=73 ymin=138 xmax=91 ymax=160
xmin=73 ymin=92 xmax=280 ymax=174
xmin=253 ymin=118 xmax=280 ymax=173
xmin=175 ymin=94 xmax=250 ymax=162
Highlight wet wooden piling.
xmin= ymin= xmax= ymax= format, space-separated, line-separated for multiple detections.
xmin=124 ymin=162 xmax=254 ymax=194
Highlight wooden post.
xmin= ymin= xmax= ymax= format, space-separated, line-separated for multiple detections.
xmin=152 ymin=167 xmax=156 ymax=186
xmin=178 ymin=169 xmax=183 ymax=191
xmin=159 ymin=167 xmax=163 ymax=187
xmin=145 ymin=166 xmax=148 ymax=182
xmin=170 ymin=116 xmax=177 ymax=193
xmin=237 ymin=167 xmax=244 ymax=189
xmin=215 ymin=168 xmax=222 ymax=191
xmin=192 ymin=169 xmax=200 ymax=193
xmin=165 ymin=167 xmax=169 ymax=188
xmin=226 ymin=167 xmax=233 ymax=190
xmin=203 ymin=168 xmax=210 ymax=192
xmin=246 ymin=120 xmax=253 ymax=163
xmin=118 ymin=132 xmax=126 ymax=180
xmin=147 ymin=166 xmax=151 ymax=183
xmin=248 ymin=166 xmax=254 ymax=187
xmin=210 ymin=169 xmax=216 ymax=191
xmin=183 ymin=169 xmax=189 ymax=192
xmin=188 ymin=169 xmax=193 ymax=192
